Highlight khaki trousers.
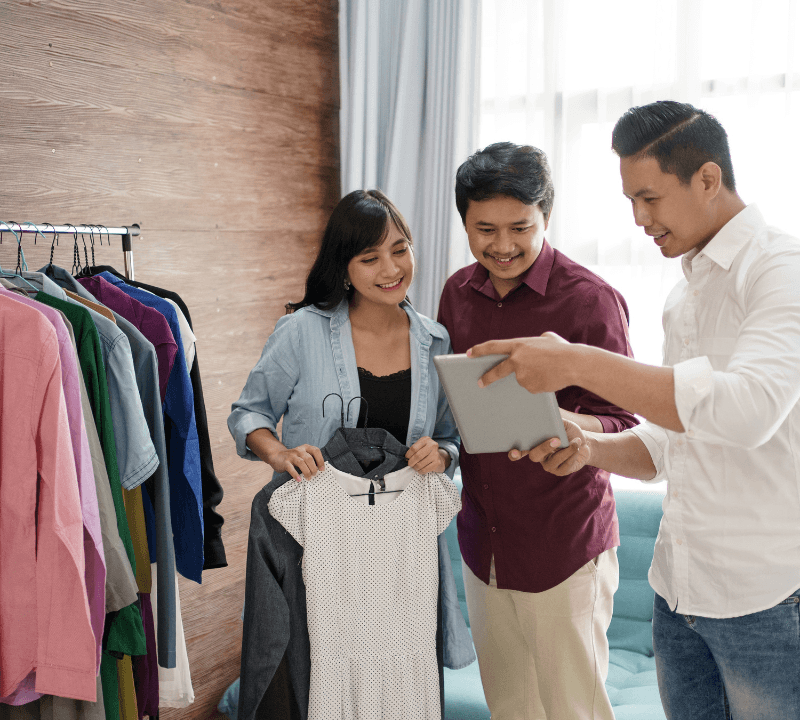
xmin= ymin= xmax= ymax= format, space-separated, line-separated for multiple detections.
xmin=462 ymin=548 xmax=618 ymax=720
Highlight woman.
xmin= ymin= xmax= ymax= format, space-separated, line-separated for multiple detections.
xmin=228 ymin=189 xmax=458 ymax=480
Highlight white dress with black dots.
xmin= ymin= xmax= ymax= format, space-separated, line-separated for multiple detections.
xmin=268 ymin=462 xmax=461 ymax=720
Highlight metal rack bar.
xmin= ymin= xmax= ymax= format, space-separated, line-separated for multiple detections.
xmin=0 ymin=222 xmax=139 ymax=281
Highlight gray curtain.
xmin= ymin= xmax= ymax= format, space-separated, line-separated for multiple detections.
xmin=339 ymin=0 xmax=480 ymax=319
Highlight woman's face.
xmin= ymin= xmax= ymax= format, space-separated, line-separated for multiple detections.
xmin=347 ymin=222 xmax=414 ymax=308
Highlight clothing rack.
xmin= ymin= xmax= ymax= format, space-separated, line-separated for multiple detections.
xmin=0 ymin=222 xmax=140 ymax=281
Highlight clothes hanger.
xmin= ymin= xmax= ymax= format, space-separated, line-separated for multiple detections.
xmin=321 ymin=393 xmax=405 ymax=496
xmin=0 ymin=222 xmax=39 ymax=293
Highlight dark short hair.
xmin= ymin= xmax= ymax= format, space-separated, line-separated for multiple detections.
xmin=286 ymin=189 xmax=412 ymax=313
xmin=611 ymin=100 xmax=736 ymax=191
xmin=455 ymin=142 xmax=555 ymax=223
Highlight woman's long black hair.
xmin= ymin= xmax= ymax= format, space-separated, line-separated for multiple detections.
xmin=286 ymin=189 xmax=413 ymax=313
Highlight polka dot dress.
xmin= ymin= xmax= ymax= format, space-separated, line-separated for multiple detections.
xmin=269 ymin=463 xmax=461 ymax=720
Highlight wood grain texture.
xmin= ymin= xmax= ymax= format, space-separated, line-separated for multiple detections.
xmin=0 ymin=0 xmax=339 ymax=716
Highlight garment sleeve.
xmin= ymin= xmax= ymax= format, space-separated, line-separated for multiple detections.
xmin=627 ymin=422 xmax=670 ymax=484
xmin=428 ymin=473 xmax=462 ymax=536
xmin=228 ymin=314 xmax=302 ymax=460
xmin=239 ymin=490 xmax=302 ymax=720
xmin=34 ymin=335 xmax=97 ymax=701
xmin=267 ymin=482 xmax=306 ymax=548
xmin=568 ymin=284 xmax=640 ymax=433
xmin=104 ymin=332 xmax=159 ymax=490
xmin=673 ymin=250 xmax=800 ymax=448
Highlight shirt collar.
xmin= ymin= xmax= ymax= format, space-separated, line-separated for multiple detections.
xmin=306 ymin=299 xmax=447 ymax=344
xmin=683 ymin=204 xmax=765 ymax=274
xmin=462 ymin=239 xmax=555 ymax=299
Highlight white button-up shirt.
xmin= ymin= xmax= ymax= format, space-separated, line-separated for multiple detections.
xmin=630 ymin=204 xmax=800 ymax=618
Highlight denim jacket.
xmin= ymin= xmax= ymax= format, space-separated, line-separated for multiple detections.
xmin=229 ymin=300 xmax=475 ymax=673
xmin=228 ymin=299 xmax=459 ymax=470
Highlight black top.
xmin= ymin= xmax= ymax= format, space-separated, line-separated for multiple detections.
xmin=356 ymin=366 xmax=412 ymax=445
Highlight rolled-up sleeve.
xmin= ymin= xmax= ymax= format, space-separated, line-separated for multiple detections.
xmin=228 ymin=315 xmax=300 ymax=460
xmin=628 ymin=422 xmax=670 ymax=484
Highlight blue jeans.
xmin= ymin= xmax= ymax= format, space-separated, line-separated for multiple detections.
xmin=652 ymin=589 xmax=800 ymax=719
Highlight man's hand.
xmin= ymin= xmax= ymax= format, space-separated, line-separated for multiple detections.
xmin=468 ymin=332 xmax=579 ymax=394
xmin=509 ymin=419 xmax=591 ymax=476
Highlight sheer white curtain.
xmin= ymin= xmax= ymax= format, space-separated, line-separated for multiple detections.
xmin=339 ymin=0 xmax=480 ymax=318
xmin=478 ymin=0 xmax=800 ymax=370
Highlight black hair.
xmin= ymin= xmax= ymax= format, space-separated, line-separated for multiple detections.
xmin=611 ymin=100 xmax=736 ymax=191
xmin=286 ymin=189 xmax=413 ymax=313
xmin=454 ymin=142 xmax=555 ymax=223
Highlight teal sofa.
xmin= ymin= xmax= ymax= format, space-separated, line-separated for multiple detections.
xmin=442 ymin=487 xmax=667 ymax=720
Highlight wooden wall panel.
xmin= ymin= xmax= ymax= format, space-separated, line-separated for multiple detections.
xmin=0 ymin=0 xmax=339 ymax=717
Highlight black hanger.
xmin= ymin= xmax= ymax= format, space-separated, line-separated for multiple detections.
xmin=321 ymin=393 xmax=407 ymax=496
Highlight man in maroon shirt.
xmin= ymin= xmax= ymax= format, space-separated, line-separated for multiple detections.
xmin=437 ymin=142 xmax=638 ymax=720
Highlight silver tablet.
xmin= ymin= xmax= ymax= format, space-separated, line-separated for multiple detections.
xmin=433 ymin=353 xmax=568 ymax=455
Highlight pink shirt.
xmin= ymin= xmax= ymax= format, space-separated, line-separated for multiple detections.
xmin=0 ymin=295 xmax=97 ymax=702
xmin=0 ymin=289 xmax=105 ymax=674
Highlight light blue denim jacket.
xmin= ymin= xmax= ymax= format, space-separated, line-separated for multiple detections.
xmin=229 ymin=299 xmax=460 ymax=468
xmin=228 ymin=299 xmax=475 ymax=669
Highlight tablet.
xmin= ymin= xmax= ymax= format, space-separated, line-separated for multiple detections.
xmin=433 ymin=353 xmax=568 ymax=455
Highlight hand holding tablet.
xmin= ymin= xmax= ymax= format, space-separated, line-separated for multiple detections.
xmin=433 ymin=353 xmax=568 ymax=455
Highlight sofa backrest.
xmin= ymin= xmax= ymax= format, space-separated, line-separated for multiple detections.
xmin=444 ymin=478 xmax=665 ymax=651
xmin=607 ymin=488 xmax=665 ymax=657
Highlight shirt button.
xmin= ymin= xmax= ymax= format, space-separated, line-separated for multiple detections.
xmin=676 ymin=538 xmax=683 ymax=545
xmin=497 ymin=302 xmax=502 ymax=308
xmin=483 ymin=484 xmax=489 ymax=490
xmin=673 ymin=490 xmax=679 ymax=499
xmin=491 ymin=527 xmax=497 ymax=533
xmin=684 ymin=338 xmax=690 ymax=345
xmin=693 ymin=290 xmax=699 ymax=296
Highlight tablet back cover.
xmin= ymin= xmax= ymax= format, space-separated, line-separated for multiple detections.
xmin=433 ymin=353 xmax=568 ymax=454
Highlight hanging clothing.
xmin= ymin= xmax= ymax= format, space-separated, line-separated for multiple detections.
xmin=0 ymin=296 xmax=96 ymax=702
xmin=0 ymin=290 xmax=106 ymax=672
xmin=85 ymin=267 xmax=226 ymax=570
xmin=56 ymin=269 xmax=178 ymax=667
xmin=269 ymin=463 xmax=460 ymax=720
xmin=93 ymin=271 xmax=205 ymax=583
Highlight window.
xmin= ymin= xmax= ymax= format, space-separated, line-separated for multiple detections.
xmin=476 ymin=0 xmax=800 ymax=490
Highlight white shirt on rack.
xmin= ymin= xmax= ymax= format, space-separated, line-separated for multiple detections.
xmin=630 ymin=204 xmax=800 ymax=618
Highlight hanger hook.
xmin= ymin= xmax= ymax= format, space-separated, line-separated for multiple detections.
xmin=19 ymin=222 xmax=47 ymax=246
xmin=0 ymin=221 xmax=21 ymax=245
xmin=41 ymin=223 xmax=59 ymax=265
xmin=65 ymin=224 xmax=81 ymax=275
xmin=347 ymin=396 xmax=369 ymax=429
xmin=322 ymin=392 xmax=345 ymax=429
xmin=87 ymin=225 xmax=97 ymax=267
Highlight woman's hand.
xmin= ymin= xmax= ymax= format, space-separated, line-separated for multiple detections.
xmin=406 ymin=437 xmax=451 ymax=474
xmin=268 ymin=444 xmax=325 ymax=482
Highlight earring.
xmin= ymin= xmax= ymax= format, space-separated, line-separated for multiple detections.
xmin=344 ymin=277 xmax=351 ymax=291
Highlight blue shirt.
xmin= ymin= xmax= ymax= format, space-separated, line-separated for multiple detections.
xmin=98 ymin=272 xmax=204 ymax=584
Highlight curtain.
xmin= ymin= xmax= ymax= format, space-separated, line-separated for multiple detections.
xmin=479 ymin=0 xmax=800 ymax=369
xmin=339 ymin=0 xmax=480 ymax=318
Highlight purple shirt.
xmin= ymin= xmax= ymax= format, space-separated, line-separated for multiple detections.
xmin=0 ymin=289 xmax=106 ymax=672
xmin=77 ymin=276 xmax=177 ymax=403
xmin=437 ymin=241 xmax=638 ymax=592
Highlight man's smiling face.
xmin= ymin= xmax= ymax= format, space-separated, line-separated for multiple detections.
xmin=620 ymin=155 xmax=717 ymax=258
xmin=465 ymin=194 xmax=548 ymax=298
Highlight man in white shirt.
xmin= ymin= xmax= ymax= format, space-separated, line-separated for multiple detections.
xmin=468 ymin=100 xmax=800 ymax=719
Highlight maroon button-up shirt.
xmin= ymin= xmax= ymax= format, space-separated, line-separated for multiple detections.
xmin=437 ymin=241 xmax=638 ymax=592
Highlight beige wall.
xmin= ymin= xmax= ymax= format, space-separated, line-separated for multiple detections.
xmin=0 ymin=1 xmax=339 ymax=716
